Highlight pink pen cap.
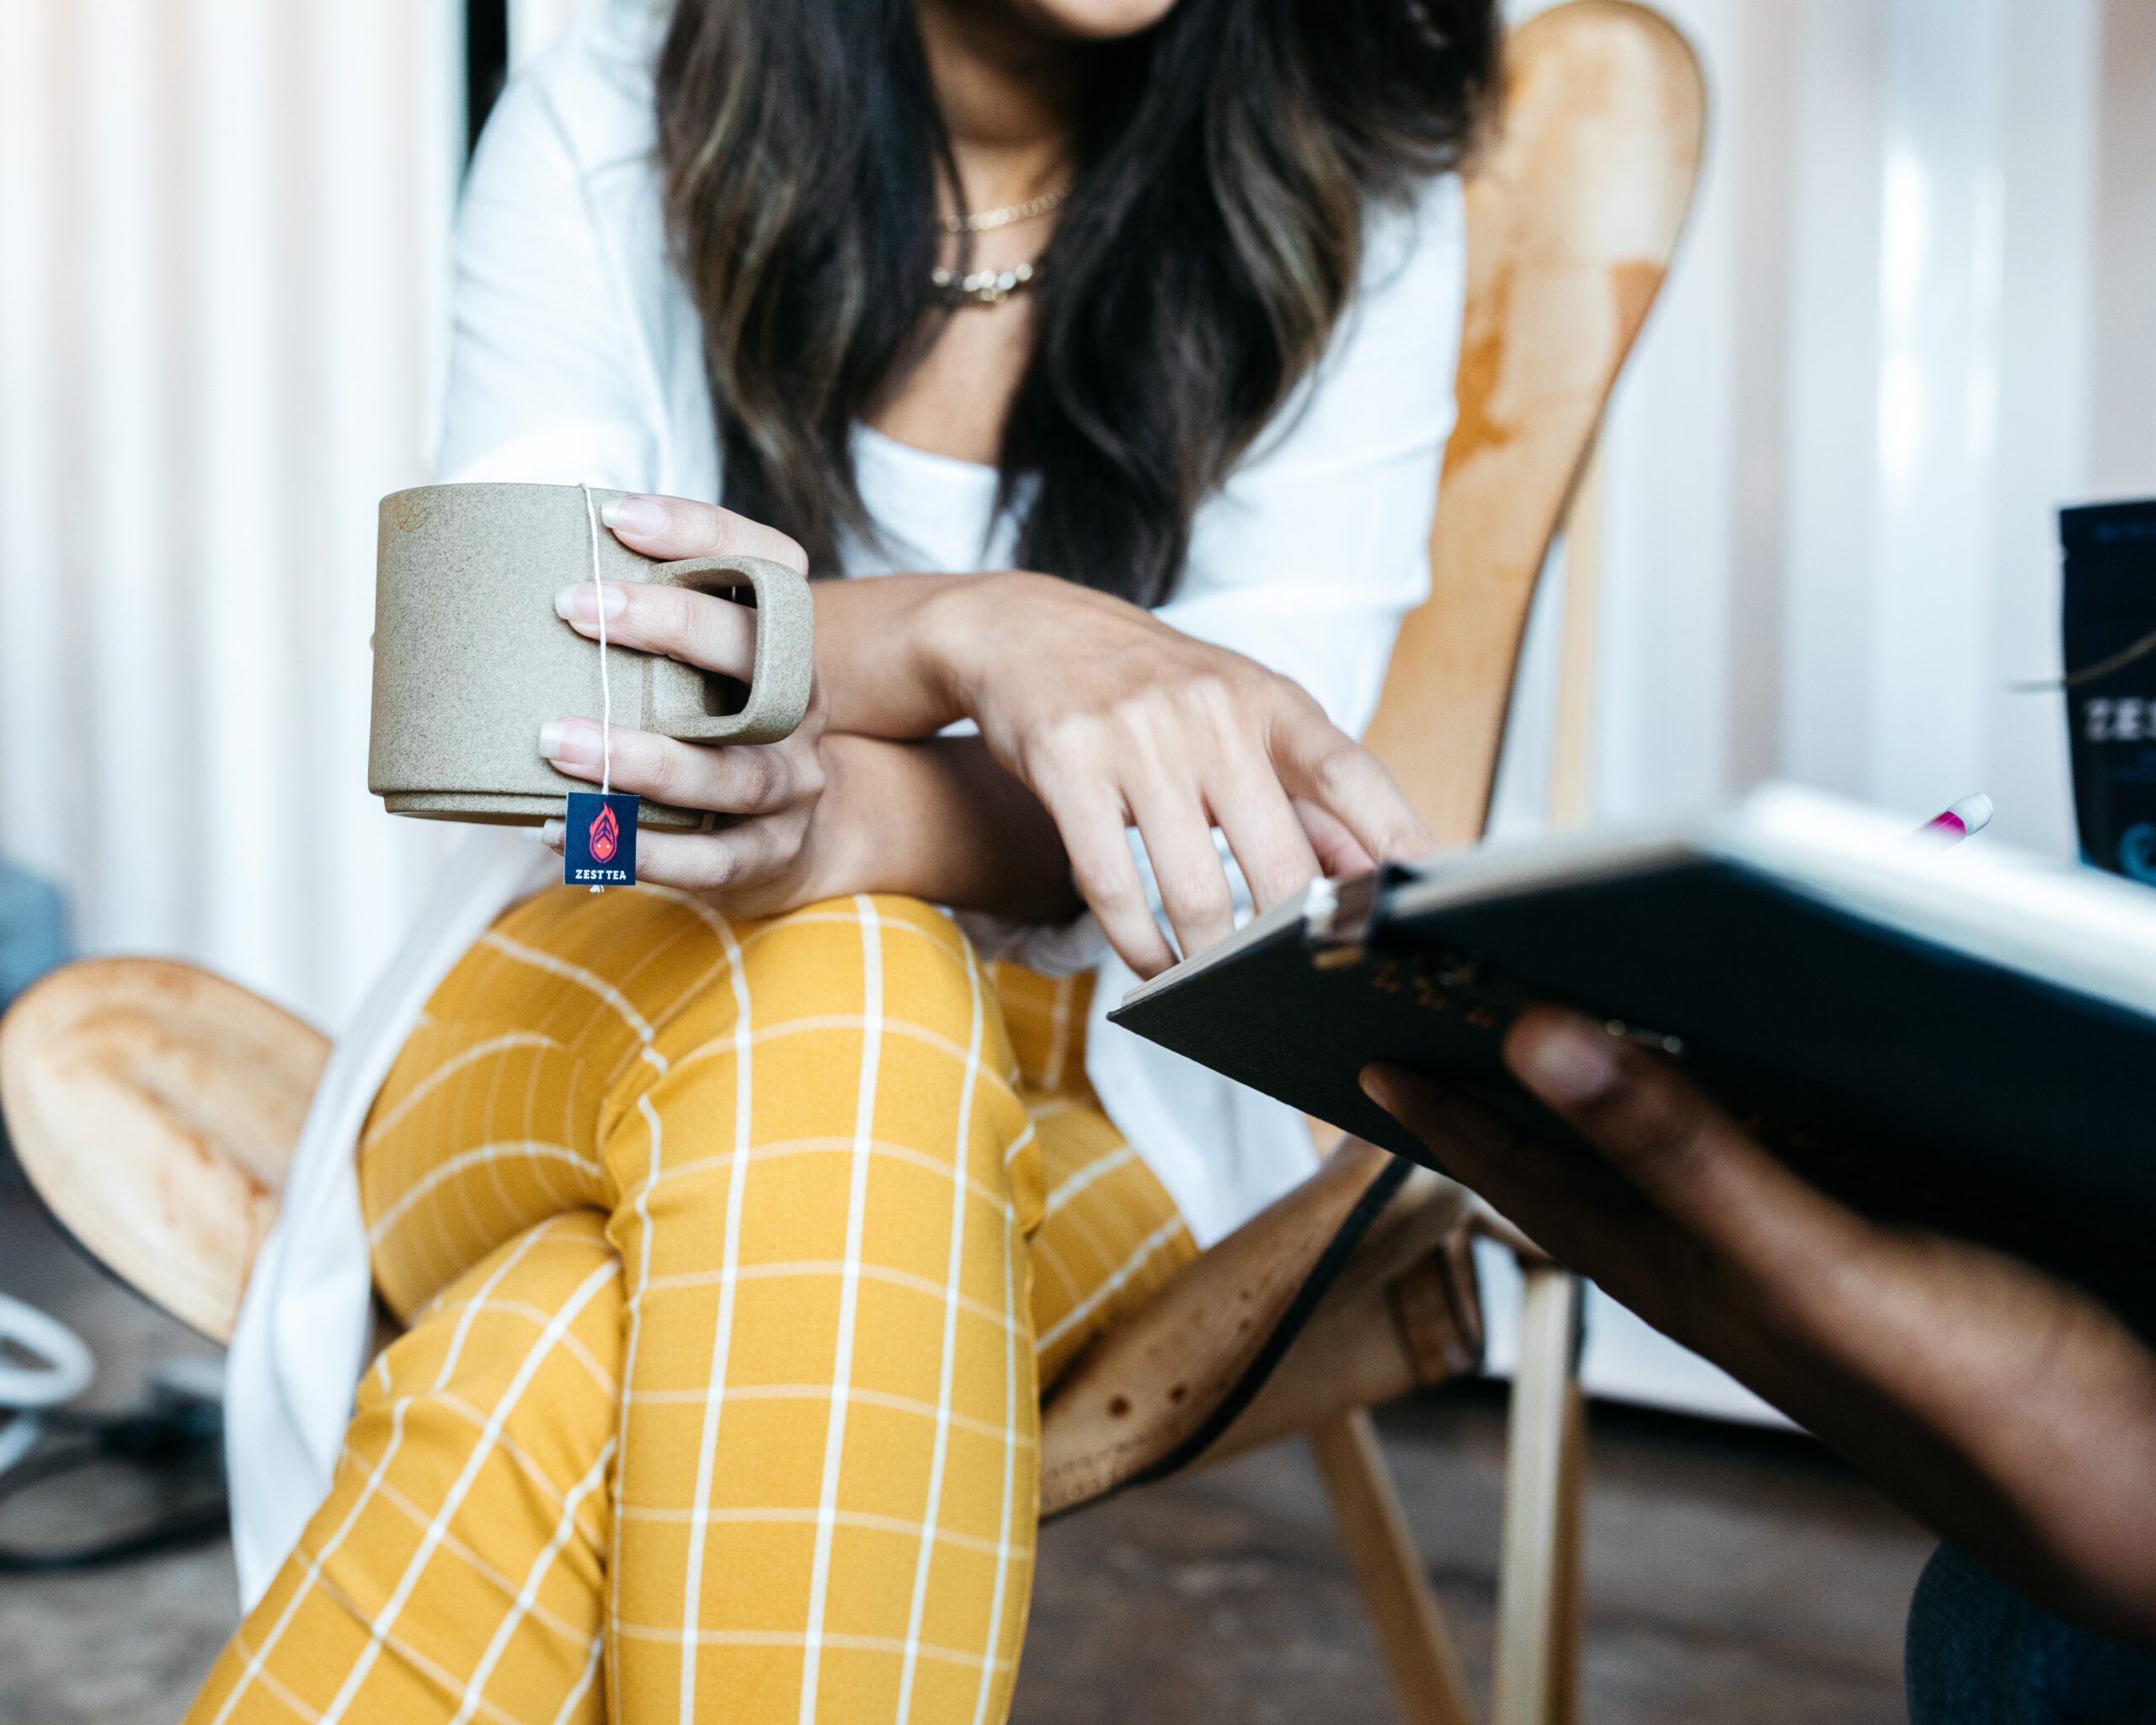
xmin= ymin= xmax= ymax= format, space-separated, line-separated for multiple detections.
xmin=1915 ymin=793 xmax=1994 ymax=843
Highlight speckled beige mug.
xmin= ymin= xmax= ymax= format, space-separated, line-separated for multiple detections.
xmin=368 ymin=483 xmax=814 ymax=829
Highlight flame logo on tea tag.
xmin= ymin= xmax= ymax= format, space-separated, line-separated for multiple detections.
xmin=588 ymin=803 xmax=620 ymax=862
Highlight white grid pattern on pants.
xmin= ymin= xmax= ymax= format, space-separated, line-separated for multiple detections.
xmin=188 ymin=888 xmax=1196 ymax=1725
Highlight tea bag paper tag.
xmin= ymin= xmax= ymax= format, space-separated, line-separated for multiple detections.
xmin=563 ymin=792 xmax=638 ymax=889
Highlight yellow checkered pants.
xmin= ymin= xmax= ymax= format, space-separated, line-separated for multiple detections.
xmin=188 ymin=888 xmax=1194 ymax=1724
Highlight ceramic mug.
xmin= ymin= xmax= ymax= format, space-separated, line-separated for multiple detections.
xmin=368 ymin=483 xmax=814 ymax=830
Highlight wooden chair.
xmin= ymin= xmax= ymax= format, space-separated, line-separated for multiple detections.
xmin=0 ymin=5 xmax=1704 ymax=1720
xmin=1038 ymin=7 xmax=1706 ymax=1722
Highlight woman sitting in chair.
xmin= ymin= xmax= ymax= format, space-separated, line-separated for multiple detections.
xmin=193 ymin=1 xmax=1495 ymax=1719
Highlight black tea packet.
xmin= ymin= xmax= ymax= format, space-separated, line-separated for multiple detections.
xmin=2061 ymin=500 xmax=2156 ymax=884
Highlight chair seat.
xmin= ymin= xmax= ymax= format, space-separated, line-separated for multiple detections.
xmin=0 ymin=958 xmax=328 ymax=1343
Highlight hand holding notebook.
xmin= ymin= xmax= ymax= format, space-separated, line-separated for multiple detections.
xmin=1363 ymin=1001 xmax=2156 ymax=1647
xmin=1109 ymin=784 xmax=2156 ymax=1331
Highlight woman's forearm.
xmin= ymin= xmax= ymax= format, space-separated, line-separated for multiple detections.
xmin=816 ymin=733 xmax=1081 ymax=921
xmin=583 ymin=494 xmax=1431 ymax=977
xmin=811 ymin=573 xmax=997 ymax=738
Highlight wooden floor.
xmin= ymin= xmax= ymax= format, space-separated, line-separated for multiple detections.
xmin=0 ymin=1181 xmax=1932 ymax=1724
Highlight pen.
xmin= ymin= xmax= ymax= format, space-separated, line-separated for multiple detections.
xmin=1914 ymin=793 xmax=1994 ymax=845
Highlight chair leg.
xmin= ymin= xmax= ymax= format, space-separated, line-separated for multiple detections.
xmin=1492 ymin=1265 xmax=1587 ymax=1725
xmin=1309 ymin=1409 xmax=1477 ymax=1725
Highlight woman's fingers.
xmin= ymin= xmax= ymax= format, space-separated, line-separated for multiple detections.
xmin=1123 ymin=771 xmax=1238 ymax=962
xmin=1502 ymin=1007 xmax=1875 ymax=1288
xmin=619 ymin=821 xmax=803 ymax=892
xmin=1039 ymin=780 xmax=1177 ymax=978
xmin=1206 ymin=755 xmax=1323 ymax=911
xmin=541 ymin=815 xmax=802 ymax=893
xmin=1357 ymin=1066 xmax=1664 ymax=1257
xmin=556 ymin=579 xmax=759 ymax=680
xmin=1291 ymin=799 xmax=1377 ymax=881
xmin=597 ymin=492 xmax=808 ymax=574
xmin=538 ymin=717 xmax=810 ymax=814
xmin=1270 ymin=702 xmax=1434 ymax=865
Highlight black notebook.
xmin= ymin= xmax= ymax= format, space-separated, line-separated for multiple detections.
xmin=1109 ymin=787 xmax=2156 ymax=1330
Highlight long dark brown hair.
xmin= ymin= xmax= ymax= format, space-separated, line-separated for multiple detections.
xmin=655 ymin=0 xmax=1497 ymax=604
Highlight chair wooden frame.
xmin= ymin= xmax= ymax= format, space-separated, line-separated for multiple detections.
xmin=1043 ymin=8 xmax=1706 ymax=1722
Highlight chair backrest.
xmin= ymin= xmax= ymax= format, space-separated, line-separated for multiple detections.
xmin=1363 ymin=0 xmax=1707 ymax=846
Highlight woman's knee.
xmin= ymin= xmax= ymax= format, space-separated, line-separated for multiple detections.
xmin=730 ymin=894 xmax=1000 ymax=1045
xmin=607 ymin=895 xmax=1036 ymax=1349
xmin=638 ymin=894 xmax=1028 ymax=1159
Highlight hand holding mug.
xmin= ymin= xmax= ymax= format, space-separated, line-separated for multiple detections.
xmin=541 ymin=502 xmax=848 ymax=910
xmin=368 ymin=483 xmax=814 ymax=830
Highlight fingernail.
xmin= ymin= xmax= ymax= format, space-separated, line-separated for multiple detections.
xmin=1511 ymin=1016 xmax=1620 ymax=1106
xmin=537 ymin=717 xmax=603 ymax=766
xmin=553 ymin=582 xmax=627 ymax=625
xmin=539 ymin=819 xmax=564 ymax=849
xmin=600 ymin=494 xmax=666 ymax=537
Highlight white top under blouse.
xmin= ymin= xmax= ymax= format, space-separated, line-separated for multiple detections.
xmin=223 ymin=2 xmax=1465 ymax=1607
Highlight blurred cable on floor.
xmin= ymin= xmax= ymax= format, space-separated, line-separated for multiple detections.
xmin=0 ymin=858 xmax=227 ymax=1570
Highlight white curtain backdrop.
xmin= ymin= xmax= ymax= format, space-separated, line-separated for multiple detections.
xmin=1497 ymin=0 xmax=2155 ymax=852
xmin=0 ymin=0 xmax=464 ymax=1033
xmin=4 ymin=0 xmax=2151 ymax=1413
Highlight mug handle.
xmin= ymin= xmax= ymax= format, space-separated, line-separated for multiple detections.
xmin=640 ymin=554 xmax=815 ymax=745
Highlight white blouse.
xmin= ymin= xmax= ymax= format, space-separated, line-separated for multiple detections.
xmin=224 ymin=1 xmax=1465 ymax=1608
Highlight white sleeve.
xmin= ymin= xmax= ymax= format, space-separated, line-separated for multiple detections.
xmin=436 ymin=67 xmax=658 ymax=489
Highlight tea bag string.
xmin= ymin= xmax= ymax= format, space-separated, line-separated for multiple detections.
xmin=2008 ymin=625 xmax=2156 ymax=694
xmin=579 ymin=483 xmax=614 ymax=795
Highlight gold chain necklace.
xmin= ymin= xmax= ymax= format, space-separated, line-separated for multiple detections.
xmin=930 ymin=184 xmax=1067 ymax=307
xmin=939 ymin=185 xmax=1068 ymax=234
